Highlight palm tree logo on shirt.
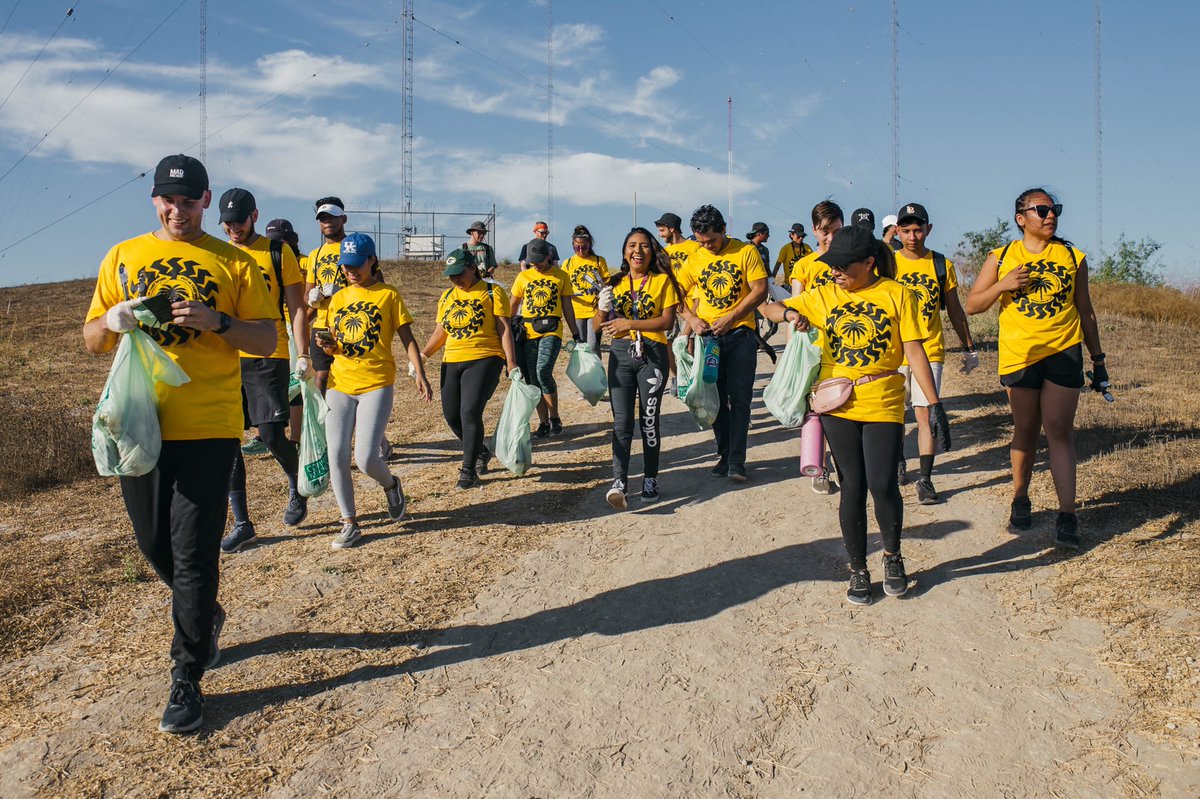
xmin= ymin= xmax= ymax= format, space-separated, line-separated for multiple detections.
xmin=525 ymin=279 xmax=560 ymax=316
xmin=698 ymin=260 xmax=741 ymax=310
xmin=898 ymin=271 xmax=940 ymax=322
xmin=333 ymin=301 xmax=383 ymax=358
xmin=131 ymin=258 xmax=218 ymax=346
xmin=314 ymin=253 xmax=347 ymax=289
xmin=443 ymin=299 xmax=486 ymax=339
xmin=1013 ymin=260 xmax=1072 ymax=320
xmin=827 ymin=300 xmax=891 ymax=367
xmin=569 ymin=264 xmax=600 ymax=300
xmin=615 ymin=290 xmax=655 ymax=320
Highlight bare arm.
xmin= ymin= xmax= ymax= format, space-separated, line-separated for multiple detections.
xmin=496 ymin=316 xmax=518 ymax=372
xmin=1073 ymin=260 xmax=1104 ymax=360
xmin=710 ymin=278 xmax=768 ymax=336
xmin=421 ymin=324 xmax=448 ymax=359
xmin=396 ymin=323 xmax=432 ymax=401
xmin=967 ymin=252 xmax=1028 ymax=315
xmin=83 ymin=317 xmax=117 ymax=355
xmin=285 ymin=282 xmax=309 ymax=357
xmin=562 ymin=301 xmax=580 ymax=340
xmin=943 ymin=289 xmax=974 ymax=351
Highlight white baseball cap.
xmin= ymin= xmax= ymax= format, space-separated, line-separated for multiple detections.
xmin=881 ymin=214 xmax=899 ymax=229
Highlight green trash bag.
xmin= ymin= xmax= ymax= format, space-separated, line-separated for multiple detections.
xmin=672 ymin=334 xmax=695 ymax=401
xmin=286 ymin=330 xmax=302 ymax=402
xmin=762 ymin=328 xmax=823 ymax=428
xmin=684 ymin=366 xmax=719 ymax=430
xmin=297 ymin=376 xmax=330 ymax=497
xmin=492 ymin=369 xmax=543 ymax=476
xmin=91 ymin=328 xmax=190 ymax=477
xmin=566 ymin=344 xmax=608 ymax=405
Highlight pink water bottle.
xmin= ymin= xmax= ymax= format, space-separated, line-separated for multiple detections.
xmin=799 ymin=412 xmax=824 ymax=477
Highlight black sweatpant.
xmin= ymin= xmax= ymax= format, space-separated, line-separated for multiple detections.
xmin=440 ymin=357 xmax=503 ymax=471
xmin=607 ymin=337 xmax=669 ymax=481
xmin=820 ymin=415 xmax=904 ymax=570
xmin=120 ymin=439 xmax=237 ymax=681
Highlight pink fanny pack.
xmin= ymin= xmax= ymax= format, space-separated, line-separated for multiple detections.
xmin=809 ymin=371 xmax=899 ymax=414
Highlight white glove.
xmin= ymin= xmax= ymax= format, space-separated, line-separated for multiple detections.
xmin=104 ymin=299 xmax=141 ymax=333
xmin=407 ymin=360 xmax=417 ymax=378
xmin=306 ymin=286 xmax=323 ymax=308
xmin=597 ymin=286 xmax=614 ymax=313
xmin=320 ymin=282 xmax=337 ymax=298
xmin=294 ymin=354 xmax=312 ymax=379
xmin=961 ymin=350 xmax=980 ymax=374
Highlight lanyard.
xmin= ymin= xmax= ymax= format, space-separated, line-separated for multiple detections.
xmin=627 ymin=272 xmax=650 ymax=319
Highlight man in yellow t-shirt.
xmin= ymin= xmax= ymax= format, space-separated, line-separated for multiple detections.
xmin=82 ymin=154 xmax=277 ymax=735
xmin=773 ymin=223 xmax=812 ymax=293
xmin=655 ymin=211 xmax=701 ymax=393
xmin=216 ymin=189 xmax=311 ymax=553
xmin=893 ymin=202 xmax=977 ymax=503
xmin=303 ymin=196 xmax=349 ymax=395
xmin=674 ymin=204 xmax=769 ymax=483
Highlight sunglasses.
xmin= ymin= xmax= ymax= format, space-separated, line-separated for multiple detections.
xmin=1021 ymin=203 xmax=1063 ymax=219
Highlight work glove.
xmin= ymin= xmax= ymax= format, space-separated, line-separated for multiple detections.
xmin=306 ymin=286 xmax=323 ymax=308
xmin=1090 ymin=361 xmax=1109 ymax=393
xmin=104 ymin=299 xmax=142 ymax=333
xmin=563 ymin=338 xmax=577 ymax=353
xmin=928 ymin=402 xmax=952 ymax=453
xmin=597 ymin=286 xmax=614 ymax=313
xmin=294 ymin=354 xmax=312 ymax=380
xmin=961 ymin=350 xmax=980 ymax=374
xmin=320 ymin=282 xmax=338 ymax=298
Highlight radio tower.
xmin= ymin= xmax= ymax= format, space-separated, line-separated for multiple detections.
xmin=199 ymin=0 xmax=207 ymax=162
xmin=402 ymin=0 xmax=414 ymax=247
xmin=890 ymin=0 xmax=899 ymax=212
xmin=727 ymin=97 xmax=733 ymax=227
xmin=547 ymin=0 xmax=554 ymax=230
xmin=1094 ymin=0 xmax=1103 ymax=263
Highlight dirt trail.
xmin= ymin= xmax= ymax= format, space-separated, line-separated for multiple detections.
xmin=1 ymin=353 xmax=1197 ymax=798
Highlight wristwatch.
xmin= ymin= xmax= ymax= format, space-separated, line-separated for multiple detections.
xmin=215 ymin=312 xmax=232 ymax=335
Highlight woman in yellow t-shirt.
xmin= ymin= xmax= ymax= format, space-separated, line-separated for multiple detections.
xmin=763 ymin=226 xmax=950 ymax=605
xmin=316 ymin=233 xmax=432 ymax=549
xmin=561 ymin=224 xmax=610 ymax=356
xmin=421 ymin=247 xmax=519 ymax=489
xmin=966 ymin=187 xmax=1107 ymax=548
xmin=593 ymin=227 xmax=682 ymax=509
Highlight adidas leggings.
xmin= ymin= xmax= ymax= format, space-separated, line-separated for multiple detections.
xmin=820 ymin=415 xmax=904 ymax=570
xmin=608 ymin=338 xmax=668 ymax=481
xmin=325 ymin=386 xmax=394 ymax=519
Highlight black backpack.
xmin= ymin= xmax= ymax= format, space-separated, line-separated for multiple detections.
xmin=931 ymin=250 xmax=949 ymax=310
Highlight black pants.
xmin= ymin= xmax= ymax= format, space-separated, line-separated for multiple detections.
xmin=440 ymin=357 xmax=503 ymax=471
xmin=229 ymin=421 xmax=298 ymax=492
xmin=608 ymin=338 xmax=668 ymax=481
xmin=820 ymin=415 xmax=904 ymax=570
xmin=120 ymin=439 xmax=237 ymax=681
xmin=713 ymin=327 xmax=757 ymax=468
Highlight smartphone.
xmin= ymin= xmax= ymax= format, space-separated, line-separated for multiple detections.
xmin=139 ymin=294 xmax=176 ymax=324
xmin=315 ymin=329 xmax=335 ymax=347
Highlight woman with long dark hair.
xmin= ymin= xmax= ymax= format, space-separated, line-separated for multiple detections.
xmin=561 ymin=224 xmax=610 ymax=356
xmin=966 ymin=188 xmax=1107 ymax=548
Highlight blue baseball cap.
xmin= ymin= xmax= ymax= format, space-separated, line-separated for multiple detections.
xmin=338 ymin=232 xmax=376 ymax=267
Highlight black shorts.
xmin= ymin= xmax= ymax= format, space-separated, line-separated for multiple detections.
xmin=241 ymin=357 xmax=291 ymax=427
xmin=1000 ymin=343 xmax=1084 ymax=390
xmin=310 ymin=326 xmax=334 ymax=372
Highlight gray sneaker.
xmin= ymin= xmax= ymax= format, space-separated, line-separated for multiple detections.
xmin=283 ymin=491 xmax=308 ymax=526
xmin=331 ymin=521 xmax=362 ymax=549
xmin=811 ymin=473 xmax=834 ymax=495
xmin=606 ymin=479 xmax=627 ymax=511
xmin=915 ymin=477 xmax=940 ymax=505
xmin=220 ymin=522 xmax=257 ymax=554
xmin=384 ymin=475 xmax=406 ymax=521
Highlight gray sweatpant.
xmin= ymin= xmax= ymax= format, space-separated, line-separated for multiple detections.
xmin=325 ymin=386 xmax=394 ymax=519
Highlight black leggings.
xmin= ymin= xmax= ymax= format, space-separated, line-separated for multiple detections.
xmin=440 ymin=357 xmax=503 ymax=470
xmin=820 ymin=415 xmax=904 ymax=570
xmin=608 ymin=338 xmax=668 ymax=481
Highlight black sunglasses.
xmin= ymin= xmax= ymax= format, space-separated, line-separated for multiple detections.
xmin=1021 ymin=203 xmax=1063 ymax=219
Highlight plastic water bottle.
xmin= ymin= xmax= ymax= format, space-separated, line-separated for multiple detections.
xmin=701 ymin=335 xmax=720 ymax=383
xmin=799 ymin=413 xmax=825 ymax=476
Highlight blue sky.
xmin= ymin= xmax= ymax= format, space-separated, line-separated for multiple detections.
xmin=0 ymin=0 xmax=1195 ymax=287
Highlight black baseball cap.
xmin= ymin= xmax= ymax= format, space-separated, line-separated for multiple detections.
xmin=817 ymin=225 xmax=879 ymax=269
xmin=526 ymin=238 xmax=551 ymax=264
xmin=218 ymin=188 xmax=256 ymax=223
xmin=747 ymin=221 xmax=769 ymax=237
xmin=896 ymin=202 xmax=930 ymax=225
xmin=265 ymin=218 xmax=297 ymax=243
xmin=654 ymin=212 xmax=682 ymax=229
xmin=789 ymin=223 xmax=806 ymax=236
xmin=850 ymin=208 xmax=875 ymax=229
xmin=151 ymin=154 xmax=208 ymax=200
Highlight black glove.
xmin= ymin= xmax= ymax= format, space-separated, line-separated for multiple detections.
xmin=928 ymin=402 xmax=952 ymax=453
xmin=1090 ymin=361 xmax=1110 ymax=393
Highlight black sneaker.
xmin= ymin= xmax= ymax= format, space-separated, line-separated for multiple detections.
xmin=1010 ymin=496 xmax=1032 ymax=530
xmin=283 ymin=491 xmax=308 ymax=526
xmin=710 ymin=459 xmax=729 ymax=478
xmin=220 ymin=521 xmax=256 ymax=554
xmin=882 ymin=553 xmax=908 ymax=597
xmin=532 ymin=422 xmax=551 ymax=439
xmin=456 ymin=468 xmax=479 ymax=490
xmin=915 ymin=477 xmax=940 ymax=505
xmin=606 ymin=479 xmax=627 ymax=511
xmin=846 ymin=568 xmax=872 ymax=605
xmin=159 ymin=678 xmax=204 ymax=734
xmin=897 ymin=459 xmax=910 ymax=486
xmin=549 ymin=416 xmax=563 ymax=436
xmin=476 ymin=447 xmax=492 ymax=476
xmin=729 ymin=464 xmax=749 ymax=484
xmin=206 ymin=603 xmax=225 ymax=670
xmin=1055 ymin=512 xmax=1081 ymax=549
xmin=384 ymin=475 xmax=406 ymax=521
xmin=640 ymin=477 xmax=659 ymax=502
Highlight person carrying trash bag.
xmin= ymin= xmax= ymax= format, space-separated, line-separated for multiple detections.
xmin=421 ymin=247 xmax=519 ymax=489
xmin=592 ymin=227 xmax=682 ymax=509
xmin=83 ymin=154 xmax=278 ymax=734
xmin=761 ymin=225 xmax=950 ymax=606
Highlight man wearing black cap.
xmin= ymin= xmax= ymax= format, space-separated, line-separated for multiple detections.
xmin=264 ymin=218 xmax=305 ymax=446
xmin=83 ymin=154 xmax=278 ymax=734
xmin=892 ymin=202 xmax=977 ymax=503
xmin=464 ymin=220 xmax=499 ymax=282
xmin=773 ymin=223 xmax=813 ymax=291
xmin=850 ymin=207 xmax=875 ymax=231
xmin=655 ymin=212 xmax=701 ymax=273
xmin=216 ymin=188 xmax=311 ymax=552
xmin=303 ymin=196 xmax=349 ymax=395
xmin=746 ymin=222 xmax=771 ymax=276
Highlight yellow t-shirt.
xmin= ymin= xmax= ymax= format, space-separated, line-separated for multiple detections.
xmin=991 ymin=240 xmax=1085 ymax=376
xmin=510 ymin=266 xmax=574 ymax=340
xmin=894 ymin=251 xmax=958 ymax=364
xmin=85 ymin=232 xmax=277 ymax=440
xmin=665 ymin=239 xmax=702 ymax=273
xmin=235 ymin=235 xmax=303 ymax=360
xmin=775 ymin=241 xmax=813 ymax=277
xmin=609 ymin=271 xmax=681 ymax=346
xmin=306 ymin=240 xmax=348 ymax=329
xmin=675 ymin=237 xmax=768 ymax=332
xmin=789 ymin=250 xmax=836 ymax=290
xmin=436 ymin=280 xmax=511 ymax=363
xmin=562 ymin=253 xmax=610 ymax=321
xmin=784 ymin=277 xmax=929 ymax=424
xmin=326 ymin=282 xmax=414 ymax=395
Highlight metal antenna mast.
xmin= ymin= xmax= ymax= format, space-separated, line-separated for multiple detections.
xmin=199 ymin=0 xmax=206 ymax=162
xmin=402 ymin=0 xmax=414 ymax=245
xmin=547 ymin=0 xmax=554 ymax=230
xmin=727 ymin=97 xmax=733 ymax=228
xmin=890 ymin=0 xmax=899 ymax=211
xmin=1094 ymin=0 xmax=1103 ymax=263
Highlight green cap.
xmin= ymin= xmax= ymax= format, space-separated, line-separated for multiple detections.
xmin=443 ymin=247 xmax=477 ymax=277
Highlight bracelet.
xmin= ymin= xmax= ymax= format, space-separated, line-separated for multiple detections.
xmin=215 ymin=312 xmax=232 ymax=335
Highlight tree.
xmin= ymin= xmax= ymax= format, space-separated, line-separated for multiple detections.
xmin=953 ymin=218 xmax=1012 ymax=288
xmin=1093 ymin=235 xmax=1165 ymax=287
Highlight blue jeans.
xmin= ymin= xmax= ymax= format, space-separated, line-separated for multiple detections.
xmin=713 ymin=327 xmax=756 ymax=468
xmin=524 ymin=336 xmax=562 ymax=395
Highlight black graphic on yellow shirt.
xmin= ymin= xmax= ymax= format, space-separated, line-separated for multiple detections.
xmin=668 ymin=250 xmax=688 ymax=270
xmin=1013 ymin=260 xmax=1073 ymax=320
xmin=569 ymin=265 xmax=601 ymax=299
xmin=615 ymin=291 xmax=655 ymax=320
xmin=809 ymin=265 xmax=836 ymax=289
xmin=826 ymin=301 xmax=892 ymax=367
xmin=442 ymin=299 xmax=486 ymax=339
xmin=128 ymin=258 xmax=218 ymax=346
xmin=524 ymin=278 xmax=560 ymax=316
xmin=312 ymin=252 xmax=347 ymax=289
xmin=898 ymin=271 xmax=939 ymax=322
xmin=332 ymin=301 xmax=383 ymax=358
xmin=697 ymin=260 xmax=742 ymax=310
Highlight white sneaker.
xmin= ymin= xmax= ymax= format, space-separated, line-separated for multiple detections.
xmin=606 ymin=479 xmax=627 ymax=511
xmin=811 ymin=473 xmax=834 ymax=495
xmin=331 ymin=521 xmax=362 ymax=549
